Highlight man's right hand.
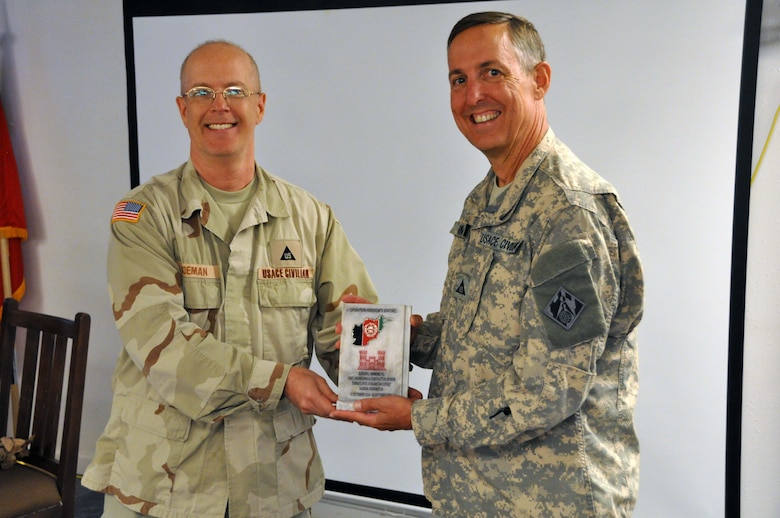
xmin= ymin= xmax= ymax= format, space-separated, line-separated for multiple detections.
xmin=283 ymin=366 xmax=338 ymax=417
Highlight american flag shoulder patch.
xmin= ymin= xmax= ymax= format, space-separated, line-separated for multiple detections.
xmin=112 ymin=200 xmax=146 ymax=223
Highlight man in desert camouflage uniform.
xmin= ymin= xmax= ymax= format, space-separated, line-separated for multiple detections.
xmin=331 ymin=12 xmax=644 ymax=517
xmin=81 ymin=40 xmax=377 ymax=517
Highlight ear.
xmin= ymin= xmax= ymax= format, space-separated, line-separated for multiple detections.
xmin=533 ymin=62 xmax=552 ymax=99
xmin=176 ymin=96 xmax=189 ymax=127
xmin=254 ymin=92 xmax=267 ymax=125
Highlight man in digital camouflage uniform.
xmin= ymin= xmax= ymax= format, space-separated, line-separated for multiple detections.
xmin=81 ymin=40 xmax=377 ymax=518
xmin=331 ymin=12 xmax=644 ymax=517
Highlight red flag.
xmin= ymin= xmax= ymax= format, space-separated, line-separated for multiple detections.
xmin=0 ymin=97 xmax=26 ymax=313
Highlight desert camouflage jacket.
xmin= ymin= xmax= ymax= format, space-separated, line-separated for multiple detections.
xmin=81 ymin=162 xmax=376 ymax=517
xmin=410 ymin=129 xmax=644 ymax=517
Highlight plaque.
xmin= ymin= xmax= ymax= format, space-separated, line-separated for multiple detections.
xmin=336 ymin=303 xmax=411 ymax=410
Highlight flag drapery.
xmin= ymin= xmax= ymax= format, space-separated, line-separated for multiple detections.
xmin=0 ymin=97 xmax=26 ymax=314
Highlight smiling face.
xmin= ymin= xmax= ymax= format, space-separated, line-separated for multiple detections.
xmin=176 ymin=42 xmax=266 ymax=169
xmin=447 ymin=23 xmax=550 ymax=175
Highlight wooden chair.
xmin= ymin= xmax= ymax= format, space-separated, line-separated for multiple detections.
xmin=0 ymin=298 xmax=90 ymax=518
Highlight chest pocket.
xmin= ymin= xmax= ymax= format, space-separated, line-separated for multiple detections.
xmin=257 ymin=278 xmax=315 ymax=308
xmin=182 ymin=277 xmax=222 ymax=309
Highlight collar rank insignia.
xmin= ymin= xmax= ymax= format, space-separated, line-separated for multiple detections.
xmin=451 ymin=221 xmax=471 ymax=239
xmin=543 ymin=287 xmax=586 ymax=330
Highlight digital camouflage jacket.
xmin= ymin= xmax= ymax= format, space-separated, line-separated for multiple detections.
xmin=411 ymin=130 xmax=644 ymax=517
xmin=82 ymin=162 xmax=377 ymax=517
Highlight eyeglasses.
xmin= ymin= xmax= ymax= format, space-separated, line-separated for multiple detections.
xmin=181 ymin=86 xmax=260 ymax=104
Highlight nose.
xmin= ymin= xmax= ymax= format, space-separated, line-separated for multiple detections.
xmin=211 ymin=91 xmax=230 ymax=109
xmin=464 ymin=79 xmax=486 ymax=105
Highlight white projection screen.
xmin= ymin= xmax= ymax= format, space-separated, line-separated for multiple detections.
xmin=125 ymin=1 xmax=757 ymax=515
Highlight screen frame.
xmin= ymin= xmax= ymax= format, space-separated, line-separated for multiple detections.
xmin=122 ymin=0 xmax=762 ymax=511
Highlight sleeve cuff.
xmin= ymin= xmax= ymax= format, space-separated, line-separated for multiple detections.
xmin=246 ymin=361 xmax=291 ymax=412
xmin=411 ymin=397 xmax=446 ymax=447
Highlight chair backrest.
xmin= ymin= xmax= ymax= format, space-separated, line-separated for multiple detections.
xmin=0 ymin=297 xmax=90 ymax=517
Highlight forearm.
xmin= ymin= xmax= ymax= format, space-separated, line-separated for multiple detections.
xmin=108 ymin=213 xmax=290 ymax=420
xmin=117 ymin=304 xmax=292 ymax=419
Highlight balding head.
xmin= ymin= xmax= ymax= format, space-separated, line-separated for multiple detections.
xmin=180 ymin=40 xmax=261 ymax=94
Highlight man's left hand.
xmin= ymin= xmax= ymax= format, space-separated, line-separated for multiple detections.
xmin=329 ymin=388 xmax=423 ymax=431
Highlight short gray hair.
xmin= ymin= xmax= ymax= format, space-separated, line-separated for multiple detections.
xmin=448 ymin=12 xmax=546 ymax=73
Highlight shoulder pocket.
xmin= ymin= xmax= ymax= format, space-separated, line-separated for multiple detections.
xmin=530 ymin=239 xmax=608 ymax=349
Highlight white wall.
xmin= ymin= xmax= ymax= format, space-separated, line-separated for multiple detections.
xmin=0 ymin=0 xmax=130 ymax=473
xmin=0 ymin=0 xmax=776 ymax=516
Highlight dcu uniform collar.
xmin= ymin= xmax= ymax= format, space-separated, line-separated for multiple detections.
xmin=178 ymin=161 xmax=290 ymax=221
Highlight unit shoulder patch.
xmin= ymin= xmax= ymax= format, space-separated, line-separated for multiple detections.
xmin=543 ymin=286 xmax=585 ymax=330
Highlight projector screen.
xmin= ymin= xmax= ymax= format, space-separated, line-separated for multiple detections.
xmin=125 ymin=1 xmax=755 ymax=515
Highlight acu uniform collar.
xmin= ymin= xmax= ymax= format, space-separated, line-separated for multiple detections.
xmin=465 ymin=128 xmax=556 ymax=230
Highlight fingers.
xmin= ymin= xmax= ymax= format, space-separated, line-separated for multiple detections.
xmin=408 ymin=387 xmax=424 ymax=401
xmin=329 ymin=409 xmax=380 ymax=427
xmin=328 ymin=395 xmax=415 ymax=431
xmin=284 ymin=367 xmax=337 ymax=417
xmin=309 ymin=377 xmax=338 ymax=415
xmin=410 ymin=314 xmax=423 ymax=342
xmin=315 ymin=374 xmax=339 ymax=404
xmin=328 ymin=410 xmax=353 ymax=422
xmin=342 ymin=294 xmax=373 ymax=304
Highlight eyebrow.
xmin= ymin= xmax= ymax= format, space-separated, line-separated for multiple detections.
xmin=449 ymin=60 xmax=502 ymax=77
